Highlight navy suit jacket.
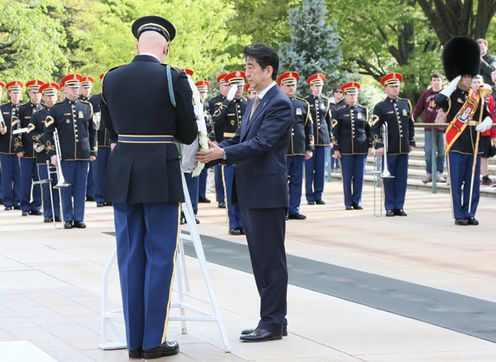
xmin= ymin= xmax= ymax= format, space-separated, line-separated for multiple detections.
xmin=220 ymin=84 xmax=293 ymax=209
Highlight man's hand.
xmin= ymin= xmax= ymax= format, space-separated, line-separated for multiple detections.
xmin=368 ymin=147 xmax=373 ymax=156
xmin=16 ymin=151 xmax=24 ymax=158
xmin=0 ymin=125 xmax=6 ymax=135
xmin=90 ymin=155 xmax=96 ymax=161
xmin=110 ymin=142 xmax=116 ymax=151
xmin=304 ymin=150 xmax=313 ymax=160
xmin=226 ymin=85 xmax=237 ymax=101
xmin=196 ymin=139 xmax=225 ymax=163
xmin=333 ymin=150 xmax=341 ymax=159
xmin=409 ymin=145 xmax=415 ymax=152
xmin=50 ymin=155 xmax=58 ymax=166
xmin=375 ymin=147 xmax=384 ymax=156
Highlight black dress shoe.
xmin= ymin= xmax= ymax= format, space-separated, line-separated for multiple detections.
xmin=64 ymin=221 xmax=73 ymax=229
xmin=29 ymin=210 xmax=42 ymax=216
xmin=239 ymin=328 xmax=282 ymax=342
xmin=238 ymin=227 xmax=246 ymax=234
xmin=288 ymin=213 xmax=306 ymax=220
xmin=352 ymin=204 xmax=363 ymax=210
xmin=142 ymin=340 xmax=179 ymax=359
xmin=86 ymin=196 xmax=95 ymax=202
xmin=394 ymin=209 xmax=407 ymax=216
xmin=104 ymin=202 xmax=112 ymax=206
xmin=128 ymin=349 xmax=142 ymax=359
xmin=4 ymin=206 xmax=12 ymax=211
xmin=198 ymin=197 xmax=211 ymax=203
xmin=228 ymin=228 xmax=242 ymax=235
xmin=454 ymin=218 xmax=469 ymax=226
xmin=385 ymin=210 xmax=395 ymax=217
xmin=13 ymin=205 xmax=21 ymax=210
xmin=195 ymin=218 xmax=200 ymax=224
xmin=315 ymin=200 xmax=326 ymax=205
xmin=345 ymin=206 xmax=353 ymax=210
xmin=44 ymin=217 xmax=53 ymax=223
xmin=218 ymin=202 xmax=226 ymax=208
xmin=467 ymin=217 xmax=479 ymax=225
xmin=307 ymin=201 xmax=315 ymax=205
xmin=55 ymin=217 xmax=62 ymax=222
xmin=73 ymin=221 xmax=86 ymax=228
xmin=242 ymin=324 xmax=288 ymax=336
xmin=21 ymin=211 xmax=29 ymax=216
xmin=96 ymin=202 xmax=105 ymax=207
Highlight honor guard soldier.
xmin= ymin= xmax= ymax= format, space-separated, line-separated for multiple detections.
xmin=0 ymin=81 xmax=23 ymax=210
xmin=45 ymin=74 xmax=97 ymax=229
xmin=434 ymin=37 xmax=493 ymax=225
xmin=90 ymin=73 xmax=111 ymax=207
xmin=16 ymin=80 xmax=44 ymax=216
xmin=370 ymin=73 xmax=415 ymax=216
xmin=208 ymin=73 xmax=228 ymax=208
xmin=80 ymin=76 xmax=96 ymax=202
xmin=304 ymin=73 xmax=332 ymax=205
xmin=195 ymin=80 xmax=212 ymax=204
xmin=332 ymin=82 xmax=371 ymax=210
xmin=211 ymin=70 xmax=248 ymax=235
xmin=29 ymin=82 xmax=61 ymax=222
xmin=100 ymin=15 xmax=197 ymax=358
xmin=278 ymin=71 xmax=314 ymax=219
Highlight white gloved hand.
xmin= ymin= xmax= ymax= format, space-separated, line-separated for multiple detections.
xmin=193 ymin=104 xmax=204 ymax=118
xmin=226 ymin=85 xmax=237 ymax=101
xmin=476 ymin=116 xmax=493 ymax=132
xmin=440 ymin=75 xmax=462 ymax=98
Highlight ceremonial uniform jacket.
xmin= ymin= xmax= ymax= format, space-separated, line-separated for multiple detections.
xmin=0 ymin=102 xmax=21 ymax=154
xmin=28 ymin=105 xmax=51 ymax=164
xmin=434 ymin=88 xmax=491 ymax=155
xmin=16 ymin=101 xmax=43 ymax=158
xmin=288 ymin=97 xmax=314 ymax=156
xmin=304 ymin=94 xmax=332 ymax=146
xmin=100 ymin=54 xmax=197 ymax=204
xmin=211 ymin=97 xmax=247 ymax=142
xmin=332 ymin=103 xmax=370 ymax=155
xmin=370 ymin=97 xmax=415 ymax=155
xmin=90 ymin=93 xmax=111 ymax=147
xmin=44 ymin=98 xmax=97 ymax=160
xmin=208 ymin=94 xmax=225 ymax=142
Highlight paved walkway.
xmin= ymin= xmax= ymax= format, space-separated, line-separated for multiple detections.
xmin=0 ymin=181 xmax=495 ymax=361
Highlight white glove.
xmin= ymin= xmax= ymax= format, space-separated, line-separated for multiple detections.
xmin=197 ymin=117 xmax=207 ymax=134
xmin=476 ymin=116 xmax=493 ymax=132
xmin=193 ymin=104 xmax=204 ymax=118
xmin=440 ymin=75 xmax=461 ymax=98
xmin=226 ymin=85 xmax=237 ymax=101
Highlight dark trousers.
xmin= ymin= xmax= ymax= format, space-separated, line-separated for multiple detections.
xmin=0 ymin=154 xmax=20 ymax=207
xmin=222 ymin=165 xmax=244 ymax=230
xmin=198 ymin=167 xmax=208 ymax=200
xmin=383 ymin=154 xmax=408 ymax=211
xmin=241 ymin=207 xmax=288 ymax=334
xmin=305 ymin=146 xmax=326 ymax=202
xmin=113 ymin=202 xmax=179 ymax=351
xmin=214 ymin=165 xmax=225 ymax=203
xmin=86 ymin=160 xmax=95 ymax=199
xmin=37 ymin=163 xmax=61 ymax=219
xmin=94 ymin=147 xmax=110 ymax=204
xmin=287 ymin=155 xmax=304 ymax=216
xmin=60 ymin=160 xmax=89 ymax=222
xmin=448 ymin=152 xmax=480 ymax=219
xmin=20 ymin=158 xmax=41 ymax=212
xmin=340 ymin=155 xmax=367 ymax=208
xmin=184 ymin=172 xmax=199 ymax=215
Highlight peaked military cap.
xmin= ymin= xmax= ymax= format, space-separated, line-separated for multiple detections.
xmin=380 ymin=72 xmax=403 ymax=86
xmin=25 ymin=80 xmax=45 ymax=91
xmin=80 ymin=76 xmax=94 ymax=88
xmin=306 ymin=73 xmax=326 ymax=86
xmin=225 ymin=71 xmax=246 ymax=85
xmin=277 ymin=71 xmax=300 ymax=86
xmin=340 ymin=81 xmax=361 ymax=94
xmin=132 ymin=16 xmax=176 ymax=42
xmin=195 ymin=80 xmax=210 ymax=92
xmin=216 ymin=73 xmax=228 ymax=84
xmin=39 ymin=82 xmax=60 ymax=96
xmin=6 ymin=81 xmax=23 ymax=93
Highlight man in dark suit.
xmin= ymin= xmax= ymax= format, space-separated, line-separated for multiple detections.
xmin=100 ymin=16 xmax=197 ymax=359
xmin=197 ymin=44 xmax=293 ymax=342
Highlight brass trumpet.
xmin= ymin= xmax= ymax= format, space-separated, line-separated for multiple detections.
xmin=373 ymin=122 xmax=394 ymax=217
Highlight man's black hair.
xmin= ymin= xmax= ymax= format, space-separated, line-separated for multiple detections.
xmin=244 ymin=44 xmax=279 ymax=81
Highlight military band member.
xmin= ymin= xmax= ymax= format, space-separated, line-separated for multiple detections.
xmin=212 ymin=70 xmax=248 ymax=235
xmin=304 ymin=73 xmax=332 ymax=205
xmin=195 ymin=80 xmax=212 ymax=204
xmin=0 ymin=81 xmax=4 ymax=204
xmin=45 ymin=74 xmax=97 ymax=229
xmin=370 ymin=73 xmax=415 ymax=217
xmin=29 ymin=82 xmax=61 ymax=222
xmin=0 ymin=81 xmax=23 ymax=210
xmin=100 ymin=15 xmax=197 ymax=358
xmin=0 ymin=81 xmax=4 ymax=104
xmin=332 ymin=82 xmax=371 ymax=210
xmin=80 ymin=76 xmax=96 ymax=202
xmin=434 ymin=37 xmax=494 ymax=226
xmin=16 ymin=80 xmax=44 ymax=216
xmin=278 ymin=71 xmax=314 ymax=219
xmin=208 ymin=73 xmax=228 ymax=208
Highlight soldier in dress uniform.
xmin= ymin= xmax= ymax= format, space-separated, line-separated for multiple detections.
xmin=208 ymin=73 xmax=228 ymax=208
xmin=44 ymin=74 xmax=97 ymax=229
xmin=100 ymin=15 xmax=197 ymax=358
xmin=370 ymin=73 xmax=415 ymax=217
xmin=332 ymin=82 xmax=371 ymax=210
xmin=0 ymin=81 xmax=4 ymax=205
xmin=80 ymin=76 xmax=96 ymax=202
xmin=29 ymin=82 xmax=61 ymax=222
xmin=434 ymin=37 xmax=493 ymax=225
xmin=0 ymin=81 xmax=23 ymax=210
xmin=304 ymin=73 xmax=332 ymax=205
xmin=211 ymin=70 xmax=248 ymax=235
xmin=277 ymin=71 xmax=314 ymax=219
xmin=17 ymin=80 xmax=44 ymax=216
xmin=195 ymin=80 xmax=212 ymax=204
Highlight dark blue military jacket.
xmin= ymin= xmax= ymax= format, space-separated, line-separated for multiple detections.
xmin=212 ymin=97 xmax=247 ymax=142
xmin=0 ymin=102 xmax=21 ymax=154
xmin=370 ymin=97 xmax=415 ymax=155
xmin=17 ymin=101 xmax=43 ymax=158
xmin=332 ymin=103 xmax=370 ymax=155
xmin=28 ymin=105 xmax=51 ymax=164
xmin=89 ymin=93 xmax=111 ymax=147
xmin=305 ymin=94 xmax=332 ymax=146
xmin=288 ymin=97 xmax=314 ymax=156
xmin=208 ymin=94 xmax=225 ymax=142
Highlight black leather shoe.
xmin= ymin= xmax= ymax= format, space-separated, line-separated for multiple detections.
xmin=44 ymin=217 xmax=53 ymax=223
xmin=385 ymin=210 xmax=395 ymax=217
xmin=13 ymin=205 xmax=21 ymax=210
xmin=142 ymin=340 xmax=179 ymax=359
xmin=238 ymin=227 xmax=246 ymax=235
xmin=467 ymin=217 xmax=479 ymax=225
xmin=64 ymin=221 xmax=73 ymax=229
xmin=96 ymin=202 xmax=105 ymax=207
xmin=352 ymin=203 xmax=363 ymax=210
xmin=239 ymin=328 xmax=282 ymax=342
xmin=104 ymin=202 xmax=112 ymax=206
xmin=242 ymin=324 xmax=287 ymax=337
xmin=228 ymin=228 xmax=242 ymax=236
xmin=198 ymin=197 xmax=211 ymax=203
xmin=394 ymin=209 xmax=407 ymax=216
xmin=307 ymin=201 xmax=315 ymax=205
xmin=73 ymin=221 xmax=86 ymax=228
xmin=128 ymin=349 xmax=142 ymax=359
xmin=345 ymin=206 xmax=353 ymax=210
xmin=55 ymin=217 xmax=62 ymax=222
xmin=315 ymin=200 xmax=326 ymax=205
xmin=454 ymin=218 xmax=469 ymax=226
xmin=195 ymin=218 xmax=200 ymax=224
xmin=218 ymin=202 xmax=226 ymax=208
xmin=4 ymin=206 xmax=12 ymax=211
xmin=288 ymin=213 xmax=306 ymax=220
xmin=86 ymin=196 xmax=95 ymax=202
xmin=29 ymin=210 xmax=42 ymax=216
xmin=21 ymin=211 xmax=29 ymax=216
